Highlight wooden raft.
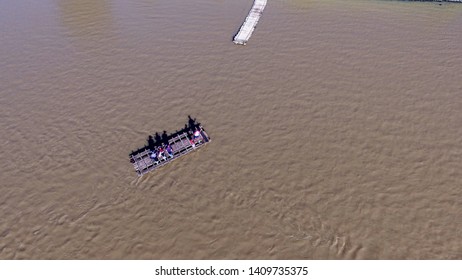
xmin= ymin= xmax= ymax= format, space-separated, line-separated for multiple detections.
xmin=130 ymin=126 xmax=211 ymax=176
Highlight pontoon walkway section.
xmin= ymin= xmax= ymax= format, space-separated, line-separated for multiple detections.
xmin=233 ymin=0 xmax=267 ymax=45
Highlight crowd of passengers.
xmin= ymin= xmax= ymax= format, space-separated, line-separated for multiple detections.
xmin=149 ymin=128 xmax=202 ymax=164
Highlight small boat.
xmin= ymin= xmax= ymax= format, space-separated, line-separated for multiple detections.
xmin=130 ymin=125 xmax=211 ymax=176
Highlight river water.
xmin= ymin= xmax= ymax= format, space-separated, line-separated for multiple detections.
xmin=1 ymin=0 xmax=461 ymax=259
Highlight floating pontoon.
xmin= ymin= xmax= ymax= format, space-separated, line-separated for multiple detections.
xmin=233 ymin=0 xmax=267 ymax=45
xmin=130 ymin=126 xmax=211 ymax=176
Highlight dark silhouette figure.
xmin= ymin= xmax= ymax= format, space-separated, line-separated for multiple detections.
xmin=187 ymin=115 xmax=201 ymax=130
xmin=161 ymin=130 xmax=169 ymax=145
xmin=154 ymin=132 xmax=162 ymax=145
xmin=188 ymin=115 xmax=196 ymax=129
xmin=147 ymin=135 xmax=155 ymax=150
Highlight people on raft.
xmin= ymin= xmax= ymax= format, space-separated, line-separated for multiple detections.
xmin=166 ymin=144 xmax=174 ymax=158
xmin=193 ymin=128 xmax=201 ymax=142
xmin=150 ymin=150 xmax=159 ymax=164
xmin=157 ymin=147 xmax=167 ymax=160
xmin=190 ymin=138 xmax=196 ymax=149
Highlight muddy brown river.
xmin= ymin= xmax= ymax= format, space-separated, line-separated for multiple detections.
xmin=0 ymin=0 xmax=461 ymax=259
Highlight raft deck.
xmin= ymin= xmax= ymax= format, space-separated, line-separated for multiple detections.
xmin=130 ymin=126 xmax=211 ymax=176
xmin=233 ymin=0 xmax=267 ymax=45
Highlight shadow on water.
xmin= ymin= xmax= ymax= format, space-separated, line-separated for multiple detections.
xmin=129 ymin=116 xmax=202 ymax=157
